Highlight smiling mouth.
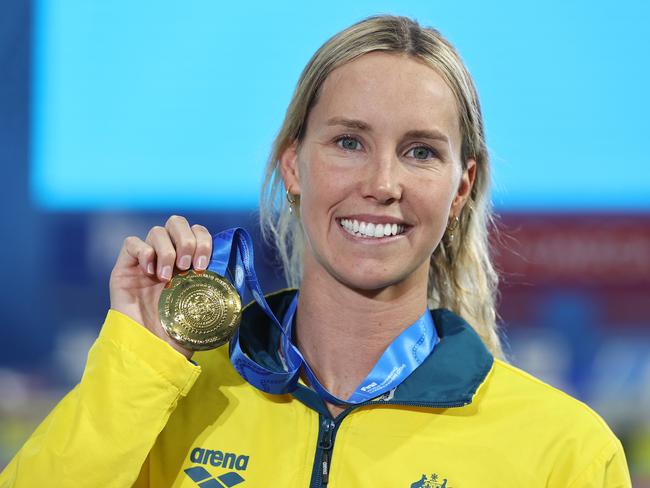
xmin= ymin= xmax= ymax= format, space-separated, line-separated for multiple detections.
xmin=339 ymin=218 xmax=407 ymax=239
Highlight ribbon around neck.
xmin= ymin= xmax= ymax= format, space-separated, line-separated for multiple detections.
xmin=208 ymin=228 xmax=439 ymax=406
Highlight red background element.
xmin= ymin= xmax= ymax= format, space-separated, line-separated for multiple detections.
xmin=492 ymin=214 xmax=650 ymax=327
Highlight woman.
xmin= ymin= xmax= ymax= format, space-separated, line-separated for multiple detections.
xmin=1 ymin=15 xmax=631 ymax=487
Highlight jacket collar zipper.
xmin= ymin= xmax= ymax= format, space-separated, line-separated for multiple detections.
xmin=318 ymin=418 xmax=335 ymax=485
xmin=310 ymin=398 xmax=471 ymax=487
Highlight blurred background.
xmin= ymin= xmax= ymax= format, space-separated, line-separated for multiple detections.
xmin=1 ymin=0 xmax=649 ymax=483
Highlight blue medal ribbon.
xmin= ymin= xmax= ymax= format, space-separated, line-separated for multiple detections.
xmin=208 ymin=228 xmax=439 ymax=405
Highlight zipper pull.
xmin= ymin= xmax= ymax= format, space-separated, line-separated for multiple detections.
xmin=319 ymin=419 xmax=335 ymax=485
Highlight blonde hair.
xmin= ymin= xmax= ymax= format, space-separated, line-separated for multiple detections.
xmin=260 ymin=15 xmax=505 ymax=359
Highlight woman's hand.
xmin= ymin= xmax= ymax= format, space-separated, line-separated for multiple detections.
xmin=109 ymin=215 xmax=213 ymax=359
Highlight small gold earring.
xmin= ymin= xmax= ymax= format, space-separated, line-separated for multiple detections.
xmin=286 ymin=189 xmax=297 ymax=214
xmin=446 ymin=216 xmax=460 ymax=242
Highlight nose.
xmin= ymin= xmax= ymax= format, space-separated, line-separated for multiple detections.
xmin=361 ymin=150 xmax=403 ymax=205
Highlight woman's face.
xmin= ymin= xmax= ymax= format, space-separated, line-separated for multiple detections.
xmin=281 ymin=51 xmax=475 ymax=294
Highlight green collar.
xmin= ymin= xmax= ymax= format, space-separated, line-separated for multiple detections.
xmin=238 ymin=289 xmax=493 ymax=411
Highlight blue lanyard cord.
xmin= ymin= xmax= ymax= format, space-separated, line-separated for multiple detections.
xmin=280 ymin=293 xmax=438 ymax=405
xmin=208 ymin=228 xmax=439 ymax=405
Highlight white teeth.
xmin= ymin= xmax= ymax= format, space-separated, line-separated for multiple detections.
xmin=339 ymin=219 xmax=406 ymax=239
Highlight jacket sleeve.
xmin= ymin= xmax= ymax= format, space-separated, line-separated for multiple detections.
xmin=0 ymin=309 xmax=202 ymax=488
xmin=567 ymin=437 xmax=632 ymax=488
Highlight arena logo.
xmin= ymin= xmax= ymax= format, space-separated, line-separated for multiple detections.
xmin=189 ymin=447 xmax=250 ymax=470
xmin=184 ymin=447 xmax=250 ymax=487
xmin=184 ymin=466 xmax=245 ymax=487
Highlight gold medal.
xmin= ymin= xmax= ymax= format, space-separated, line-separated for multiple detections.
xmin=158 ymin=269 xmax=242 ymax=351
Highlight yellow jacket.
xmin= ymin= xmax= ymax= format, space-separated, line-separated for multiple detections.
xmin=0 ymin=290 xmax=632 ymax=487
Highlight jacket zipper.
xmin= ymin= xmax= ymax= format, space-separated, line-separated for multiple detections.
xmin=318 ymin=418 xmax=335 ymax=485
xmin=310 ymin=399 xmax=470 ymax=487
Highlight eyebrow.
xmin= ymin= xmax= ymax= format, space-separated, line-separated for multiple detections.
xmin=325 ymin=117 xmax=449 ymax=143
xmin=326 ymin=117 xmax=371 ymax=131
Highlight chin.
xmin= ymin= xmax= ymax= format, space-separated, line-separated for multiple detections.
xmin=305 ymin=246 xmax=429 ymax=293
xmin=331 ymin=264 xmax=415 ymax=293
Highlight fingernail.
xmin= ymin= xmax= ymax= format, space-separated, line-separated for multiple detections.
xmin=147 ymin=263 xmax=154 ymax=275
xmin=161 ymin=265 xmax=172 ymax=280
xmin=179 ymin=255 xmax=191 ymax=269
xmin=196 ymin=256 xmax=207 ymax=270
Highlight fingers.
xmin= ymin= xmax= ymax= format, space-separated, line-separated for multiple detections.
xmin=119 ymin=235 xmax=156 ymax=276
xmin=165 ymin=215 xmax=196 ymax=271
xmin=164 ymin=216 xmax=213 ymax=272
xmin=137 ymin=216 xmax=212 ymax=282
xmin=116 ymin=216 xmax=212 ymax=282
xmin=146 ymin=226 xmax=176 ymax=281
xmin=190 ymin=224 xmax=212 ymax=270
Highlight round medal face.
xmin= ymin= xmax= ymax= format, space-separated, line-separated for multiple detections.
xmin=158 ymin=269 xmax=242 ymax=351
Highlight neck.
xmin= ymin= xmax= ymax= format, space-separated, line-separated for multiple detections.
xmin=295 ymin=262 xmax=429 ymax=403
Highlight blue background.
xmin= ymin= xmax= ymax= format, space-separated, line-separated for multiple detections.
xmin=30 ymin=0 xmax=650 ymax=211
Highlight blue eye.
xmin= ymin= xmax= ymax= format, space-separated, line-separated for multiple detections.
xmin=336 ymin=136 xmax=361 ymax=151
xmin=407 ymin=146 xmax=436 ymax=160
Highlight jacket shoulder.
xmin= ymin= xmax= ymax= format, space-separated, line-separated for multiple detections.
xmin=491 ymin=359 xmax=614 ymax=434
xmin=483 ymin=359 xmax=630 ymax=486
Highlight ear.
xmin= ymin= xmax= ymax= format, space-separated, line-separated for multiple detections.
xmin=451 ymin=158 xmax=476 ymax=216
xmin=279 ymin=141 xmax=302 ymax=195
